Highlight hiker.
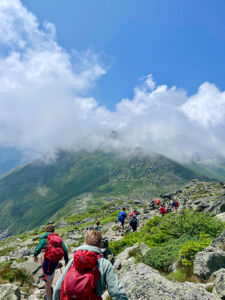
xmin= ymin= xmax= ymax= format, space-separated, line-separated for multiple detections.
xmin=129 ymin=208 xmax=139 ymax=219
xmin=129 ymin=210 xmax=139 ymax=232
xmin=155 ymin=198 xmax=160 ymax=209
xmin=34 ymin=225 xmax=68 ymax=300
xmin=175 ymin=200 xmax=179 ymax=212
xmin=166 ymin=204 xmax=172 ymax=214
xmin=94 ymin=221 xmax=102 ymax=232
xmin=159 ymin=205 xmax=166 ymax=217
xmin=53 ymin=230 xmax=128 ymax=300
xmin=118 ymin=207 xmax=127 ymax=233
xmin=172 ymin=200 xmax=176 ymax=212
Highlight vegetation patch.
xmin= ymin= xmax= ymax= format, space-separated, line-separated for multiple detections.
xmin=0 ymin=247 xmax=14 ymax=256
xmin=109 ymin=210 xmax=225 ymax=275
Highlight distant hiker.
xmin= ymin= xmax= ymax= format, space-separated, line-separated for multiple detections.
xmin=53 ymin=230 xmax=128 ymax=300
xmin=129 ymin=210 xmax=139 ymax=232
xmin=172 ymin=200 xmax=177 ymax=212
xmin=175 ymin=200 xmax=179 ymax=212
xmin=166 ymin=199 xmax=171 ymax=207
xmin=166 ymin=205 xmax=172 ymax=214
xmin=129 ymin=208 xmax=137 ymax=219
xmin=94 ymin=221 xmax=102 ymax=232
xmin=118 ymin=207 xmax=127 ymax=233
xmin=159 ymin=205 xmax=167 ymax=217
xmin=34 ymin=225 xmax=68 ymax=300
xmin=155 ymin=198 xmax=161 ymax=208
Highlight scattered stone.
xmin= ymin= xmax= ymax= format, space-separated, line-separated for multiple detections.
xmin=0 ymin=284 xmax=20 ymax=300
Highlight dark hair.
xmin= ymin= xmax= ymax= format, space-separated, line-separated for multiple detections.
xmin=96 ymin=221 xmax=100 ymax=226
xmin=45 ymin=225 xmax=55 ymax=233
xmin=122 ymin=207 xmax=126 ymax=211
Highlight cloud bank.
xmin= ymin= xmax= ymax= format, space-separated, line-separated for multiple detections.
xmin=1 ymin=0 xmax=225 ymax=163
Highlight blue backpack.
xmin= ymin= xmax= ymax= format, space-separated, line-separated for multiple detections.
xmin=118 ymin=211 xmax=126 ymax=222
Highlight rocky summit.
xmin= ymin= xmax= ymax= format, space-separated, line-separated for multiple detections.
xmin=0 ymin=180 xmax=225 ymax=299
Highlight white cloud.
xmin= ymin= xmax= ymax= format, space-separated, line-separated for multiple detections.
xmin=0 ymin=0 xmax=225 ymax=163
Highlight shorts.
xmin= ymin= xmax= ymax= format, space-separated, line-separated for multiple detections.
xmin=120 ymin=219 xmax=125 ymax=226
xmin=41 ymin=259 xmax=58 ymax=282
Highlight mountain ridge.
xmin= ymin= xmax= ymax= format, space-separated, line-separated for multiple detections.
xmin=0 ymin=149 xmax=208 ymax=236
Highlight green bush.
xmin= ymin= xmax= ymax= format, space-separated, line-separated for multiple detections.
xmin=178 ymin=234 xmax=212 ymax=275
xmin=109 ymin=210 xmax=225 ymax=274
xmin=166 ymin=269 xmax=187 ymax=282
xmin=143 ymin=235 xmax=192 ymax=272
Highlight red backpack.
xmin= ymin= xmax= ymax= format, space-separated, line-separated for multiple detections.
xmin=159 ymin=207 xmax=166 ymax=214
xmin=60 ymin=250 xmax=103 ymax=300
xmin=44 ymin=233 xmax=64 ymax=262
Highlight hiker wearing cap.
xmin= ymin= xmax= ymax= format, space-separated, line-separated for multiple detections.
xmin=34 ymin=225 xmax=68 ymax=300
xmin=53 ymin=230 xmax=128 ymax=300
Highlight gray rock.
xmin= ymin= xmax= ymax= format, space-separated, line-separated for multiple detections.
xmin=12 ymin=257 xmax=43 ymax=283
xmin=119 ymin=263 xmax=220 ymax=300
xmin=9 ymin=248 xmax=32 ymax=260
xmin=0 ymin=255 xmax=9 ymax=263
xmin=0 ymin=284 xmax=20 ymax=300
xmin=193 ymin=245 xmax=225 ymax=279
xmin=139 ymin=243 xmax=150 ymax=256
xmin=216 ymin=212 xmax=225 ymax=222
xmin=211 ymin=268 xmax=225 ymax=298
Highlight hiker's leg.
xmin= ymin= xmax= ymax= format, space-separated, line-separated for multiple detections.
xmin=45 ymin=277 xmax=53 ymax=299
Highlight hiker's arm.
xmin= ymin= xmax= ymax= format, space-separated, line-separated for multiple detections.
xmin=105 ymin=262 xmax=128 ymax=300
xmin=53 ymin=259 xmax=73 ymax=300
xmin=33 ymin=239 xmax=45 ymax=257
xmin=62 ymin=242 xmax=69 ymax=264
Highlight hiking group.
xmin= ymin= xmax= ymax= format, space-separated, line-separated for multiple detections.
xmin=155 ymin=198 xmax=179 ymax=217
xmin=118 ymin=207 xmax=139 ymax=233
xmin=34 ymin=225 xmax=128 ymax=300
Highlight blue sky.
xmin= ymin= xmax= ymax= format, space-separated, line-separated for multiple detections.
xmin=1 ymin=0 xmax=225 ymax=164
xmin=21 ymin=0 xmax=225 ymax=109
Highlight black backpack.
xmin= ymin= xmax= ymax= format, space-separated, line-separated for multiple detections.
xmin=129 ymin=215 xmax=137 ymax=227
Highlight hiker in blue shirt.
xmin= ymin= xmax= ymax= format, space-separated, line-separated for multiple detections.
xmin=118 ymin=207 xmax=127 ymax=234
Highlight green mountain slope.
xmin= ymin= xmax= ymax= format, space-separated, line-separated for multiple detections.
xmin=186 ymin=159 xmax=225 ymax=181
xmin=0 ymin=150 xmax=207 ymax=235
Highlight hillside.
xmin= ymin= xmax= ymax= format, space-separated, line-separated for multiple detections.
xmin=0 ymin=181 xmax=225 ymax=299
xmin=187 ymin=159 xmax=225 ymax=181
xmin=0 ymin=150 xmax=206 ymax=236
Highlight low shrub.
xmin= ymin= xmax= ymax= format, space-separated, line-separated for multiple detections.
xmin=109 ymin=210 xmax=225 ymax=274
xmin=178 ymin=234 xmax=212 ymax=275
xmin=166 ymin=269 xmax=186 ymax=282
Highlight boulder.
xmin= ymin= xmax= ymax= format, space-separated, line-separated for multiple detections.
xmin=12 ymin=257 xmax=42 ymax=283
xmin=118 ymin=263 xmax=220 ymax=300
xmin=211 ymin=268 xmax=225 ymax=298
xmin=9 ymin=248 xmax=32 ymax=260
xmin=114 ymin=244 xmax=139 ymax=267
xmin=0 ymin=255 xmax=9 ymax=263
xmin=208 ymin=196 xmax=225 ymax=214
xmin=193 ymin=245 xmax=225 ymax=279
xmin=0 ymin=284 xmax=20 ymax=300
xmin=139 ymin=243 xmax=150 ymax=256
xmin=216 ymin=212 xmax=225 ymax=223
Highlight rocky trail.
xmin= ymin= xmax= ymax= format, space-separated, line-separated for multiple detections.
xmin=1 ymin=180 xmax=225 ymax=299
